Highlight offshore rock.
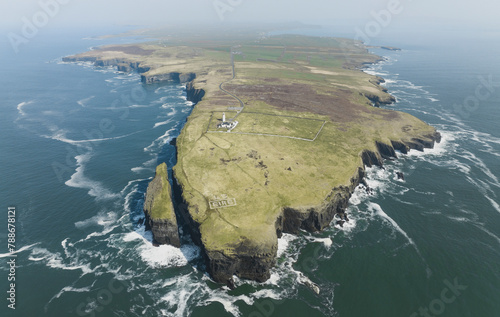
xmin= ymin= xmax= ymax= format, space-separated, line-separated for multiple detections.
xmin=143 ymin=163 xmax=180 ymax=247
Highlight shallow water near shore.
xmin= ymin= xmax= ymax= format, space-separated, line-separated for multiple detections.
xmin=0 ymin=29 xmax=499 ymax=316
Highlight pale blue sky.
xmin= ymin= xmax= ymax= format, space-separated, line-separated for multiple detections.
xmin=1 ymin=0 xmax=498 ymax=33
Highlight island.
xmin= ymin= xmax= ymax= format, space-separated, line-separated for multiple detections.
xmin=63 ymin=31 xmax=440 ymax=288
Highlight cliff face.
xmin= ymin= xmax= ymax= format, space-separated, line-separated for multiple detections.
xmin=205 ymin=246 xmax=277 ymax=286
xmin=62 ymin=56 xmax=151 ymax=74
xmin=361 ymin=132 xmax=441 ymax=167
xmin=141 ymin=72 xmax=196 ymax=84
xmin=281 ymin=167 xmax=365 ymax=234
xmin=143 ymin=163 xmax=180 ymax=247
xmin=185 ymin=81 xmax=205 ymax=104
xmin=282 ymin=132 xmax=441 ymax=234
xmin=171 ymin=175 xmax=276 ymax=288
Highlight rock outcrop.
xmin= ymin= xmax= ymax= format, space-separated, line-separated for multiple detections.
xmin=281 ymin=167 xmax=364 ymax=234
xmin=143 ymin=163 xmax=180 ymax=247
xmin=185 ymin=81 xmax=205 ymax=104
xmin=62 ymin=56 xmax=151 ymax=74
xmin=361 ymin=132 xmax=441 ymax=167
xmin=141 ymin=72 xmax=196 ymax=84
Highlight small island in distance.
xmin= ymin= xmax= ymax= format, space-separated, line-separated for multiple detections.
xmin=64 ymin=28 xmax=440 ymax=289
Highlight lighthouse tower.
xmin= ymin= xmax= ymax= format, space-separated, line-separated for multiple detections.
xmin=222 ymin=112 xmax=226 ymax=122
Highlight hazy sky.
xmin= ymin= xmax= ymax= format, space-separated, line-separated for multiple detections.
xmin=1 ymin=0 xmax=498 ymax=36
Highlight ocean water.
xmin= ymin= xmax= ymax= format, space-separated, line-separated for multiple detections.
xmin=0 ymin=29 xmax=499 ymax=317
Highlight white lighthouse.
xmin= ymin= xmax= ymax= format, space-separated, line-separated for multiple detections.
xmin=217 ymin=111 xmax=238 ymax=131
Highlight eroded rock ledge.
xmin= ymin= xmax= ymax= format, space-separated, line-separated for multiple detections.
xmin=283 ymin=132 xmax=441 ymax=237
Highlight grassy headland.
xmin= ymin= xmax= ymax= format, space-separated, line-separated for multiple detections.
xmin=64 ymin=31 xmax=440 ymax=285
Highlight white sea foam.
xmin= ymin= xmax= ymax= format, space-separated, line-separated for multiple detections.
xmin=16 ymin=101 xmax=33 ymax=116
xmin=461 ymin=149 xmax=500 ymax=187
xmin=29 ymin=247 xmax=93 ymax=274
xmin=277 ymin=233 xmax=297 ymax=257
xmin=75 ymin=212 xmax=118 ymax=229
xmin=120 ymin=177 xmax=149 ymax=197
xmin=139 ymin=244 xmax=190 ymax=268
xmin=75 ymin=212 xmax=122 ymax=242
xmin=155 ymin=86 xmax=177 ymax=94
xmin=382 ymin=79 xmax=397 ymax=84
xmin=0 ymin=243 xmax=39 ymax=258
xmin=348 ymin=184 xmax=370 ymax=206
xmin=364 ymin=70 xmax=388 ymax=77
xmin=50 ymin=130 xmax=143 ymax=145
xmin=42 ymin=128 xmax=75 ymax=144
xmin=131 ymin=158 xmax=157 ymax=174
xmin=123 ymin=231 xmax=142 ymax=242
xmin=124 ymin=225 xmax=201 ymax=268
xmin=334 ymin=216 xmax=357 ymax=232
xmin=485 ymin=195 xmax=500 ymax=214
xmin=313 ymin=238 xmax=333 ymax=248
xmin=474 ymin=225 xmax=500 ymax=246
xmin=65 ymin=151 xmax=120 ymax=200
xmin=447 ymin=216 xmax=470 ymax=223
xmin=405 ymin=131 xmax=453 ymax=159
xmin=153 ymin=118 xmax=174 ymax=128
xmin=77 ymin=96 xmax=95 ymax=108
xmin=144 ymin=128 xmax=176 ymax=153
xmin=41 ymin=110 xmax=60 ymax=116
xmin=368 ymin=202 xmax=416 ymax=248
xmin=158 ymin=274 xmax=206 ymax=317
xmin=131 ymin=166 xmax=151 ymax=173
xmin=61 ymin=238 xmax=72 ymax=258
xmin=83 ymin=104 xmax=151 ymax=110
xmin=49 ymin=285 xmax=93 ymax=302
xmin=154 ymin=96 xmax=171 ymax=105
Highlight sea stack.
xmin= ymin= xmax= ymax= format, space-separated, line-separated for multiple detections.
xmin=143 ymin=162 xmax=180 ymax=247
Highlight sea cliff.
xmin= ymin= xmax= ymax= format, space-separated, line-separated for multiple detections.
xmin=143 ymin=163 xmax=180 ymax=247
xmin=64 ymin=35 xmax=441 ymax=288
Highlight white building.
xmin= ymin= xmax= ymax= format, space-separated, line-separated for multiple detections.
xmin=217 ymin=112 xmax=238 ymax=131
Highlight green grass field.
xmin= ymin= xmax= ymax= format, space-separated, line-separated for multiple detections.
xmin=229 ymin=112 xmax=325 ymax=140
xmin=148 ymin=163 xmax=176 ymax=221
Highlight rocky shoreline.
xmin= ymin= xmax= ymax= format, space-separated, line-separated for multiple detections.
xmin=178 ymin=78 xmax=440 ymax=287
xmin=63 ymin=40 xmax=442 ymax=289
xmin=177 ymin=77 xmax=441 ymax=288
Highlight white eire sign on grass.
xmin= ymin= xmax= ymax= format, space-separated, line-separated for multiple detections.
xmin=209 ymin=195 xmax=237 ymax=209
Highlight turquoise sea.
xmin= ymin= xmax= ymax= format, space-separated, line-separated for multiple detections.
xmin=1 ymin=28 xmax=499 ymax=316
